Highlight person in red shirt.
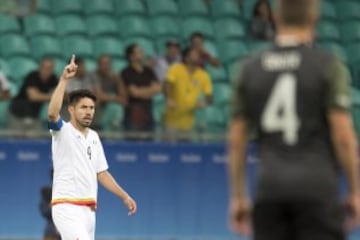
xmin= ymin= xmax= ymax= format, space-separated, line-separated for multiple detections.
xmin=190 ymin=32 xmax=221 ymax=68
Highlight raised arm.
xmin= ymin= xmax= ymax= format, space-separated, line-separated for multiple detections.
xmin=47 ymin=55 xmax=77 ymax=123
xmin=97 ymin=170 xmax=137 ymax=216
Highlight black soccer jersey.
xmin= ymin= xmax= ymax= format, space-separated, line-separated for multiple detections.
xmin=231 ymin=43 xmax=351 ymax=201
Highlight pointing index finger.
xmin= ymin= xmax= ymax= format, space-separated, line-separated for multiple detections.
xmin=70 ymin=54 xmax=76 ymax=64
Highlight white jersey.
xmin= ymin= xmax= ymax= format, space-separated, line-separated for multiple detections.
xmin=50 ymin=120 xmax=108 ymax=207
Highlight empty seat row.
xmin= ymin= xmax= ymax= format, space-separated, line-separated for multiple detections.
xmin=317 ymin=21 xmax=360 ymax=43
xmin=37 ymin=0 xmax=242 ymax=19
xmin=0 ymin=14 xmax=246 ymax=43
xmin=0 ymin=34 xmax=254 ymax=69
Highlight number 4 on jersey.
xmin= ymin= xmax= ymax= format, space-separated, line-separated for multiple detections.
xmin=261 ymin=73 xmax=301 ymax=145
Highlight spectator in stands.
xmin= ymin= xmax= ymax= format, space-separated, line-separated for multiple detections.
xmin=39 ymin=169 xmax=60 ymax=240
xmin=9 ymin=57 xmax=57 ymax=130
xmin=250 ymin=0 xmax=275 ymax=40
xmin=153 ymin=40 xmax=181 ymax=83
xmin=190 ymin=32 xmax=221 ymax=68
xmin=0 ymin=0 xmax=37 ymax=16
xmin=121 ymin=44 xmax=161 ymax=140
xmin=89 ymin=55 xmax=126 ymax=129
xmin=164 ymin=47 xmax=213 ymax=141
xmin=66 ymin=57 xmax=96 ymax=93
xmin=0 ymin=68 xmax=11 ymax=100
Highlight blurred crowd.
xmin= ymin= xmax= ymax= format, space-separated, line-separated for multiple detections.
xmin=0 ymin=31 xmax=221 ymax=141
xmin=0 ymin=0 xmax=275 ymax=141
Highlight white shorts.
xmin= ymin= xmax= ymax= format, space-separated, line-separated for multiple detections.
xmin=52 ymin=203 xmax=96 ymax=240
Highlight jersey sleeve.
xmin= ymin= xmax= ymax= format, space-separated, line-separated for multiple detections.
xmin=231 ymin=62 xmax=247 ymax=118
xmin=201 ymin=72 xmax=213 ymax=95
xmin=48 ymin=117 xmax=64 ymax=137
xmin=96 ymin=138 xmax=109 ymax=173
xmin=326 ymin=56 xmax=351 ymax=111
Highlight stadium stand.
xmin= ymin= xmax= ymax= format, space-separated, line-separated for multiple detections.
xmin=0 ymin=0 xmax=358 ymax=143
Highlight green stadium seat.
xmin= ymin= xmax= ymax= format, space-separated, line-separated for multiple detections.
xmin=62 ymin=36 xmax=94 ymax=59
xmin=214 ymin=19 xmax=246 ymax=40
xmin=178 ymin=0 xmax=208 ymax=17
xmin=118 ymin=16 xmax=152 ymax=39
xmin=0 ymin=34 xmax=31 ymax=58
xmin=227 ymin=60 xmax=241 ymax=82
xmin=352 ymin=88 xmax=360 ymax=106
xmin=347 ymin=44 xmax=360 ymax=87
xmin=151 ymin=17 xmax=181 ymax=39
xmin=204 ymin=41 xmax=219 ymax=58
xmin=211 ymin=0 xmax=241 ymax=19
xmin=55 ymin=15 xmax=87 ymax=36
xmin=8 ymin=81 xmax=20 ymax=96
xmin=249 ymin=41 xmax=271 ymax=54
xmin=0 ymin=58 xmax=10 ymax=77
xmin=340 ymin=21 xmax=360 ymax=43
xmin=115 ymin=0 xmax=145 ymax=16
xmin=101 ymin=103 xmax=124 ymax=132
xmin=86 ymin=15 xmax=118 ymax=37
xmin=347 ymin=44 xmax=360 ymax=64
xmin=146 ymin=0 xmax=178 ymax=16
xmin=24 ymin=14 xmax=56 ymax=37
xmin=196 ymin=106 xmax=226 ymax=131
xmin=93 ymin=37 xmax=124 ymax=59
xmin=336 ymin=1 xmax=360 ymax=20
xmin=352 ymin=107 xmax=360 ymax=140
xmin=0 ymin=14 xmax=20 ymax=34
xmin=123 ymin=38 xmax=156 ymax=57
xmin=53 ymin=58 xmax=68 ymax=76
xmin=182 ymin=17 xmax=215 ymax=40
xmin=30 ymin=36 xmax=62 ymax=60
xmin=213 ymin=83 xmax=231 ymax=105
xmin=153 ymin=103 xmax=164 ymax=125
xmin=206 ymin=65 xmax=227 ymax=82
xmin=351 ymin=88 xmax=360 ymax=139
xmin=218 ymin=40 xmax=248 ymax=64
xmin=84 ymin=58 xmax=97 ymax=72
xmin=39 ymin=102 xmax=49 ymax=125
xmin=320 ymin=0 xmax=337 ymax=20
xmin=154 ymin=93 xmax=165 ymax=105
xmin=242 ymin=0 xmax=257 ymax=20
xmin=52 ymin=0 xmax=83 ymax=15
xmin=0 ymin=101 xmax=9 ymax=128
xmin=112 ymin=58 xmax=127 ymax=73
xmin=319 ymin=42 xmax=348 ymax=63
xmin=316 ymin=22 xmax=340 ymax=42
xmin=84 ymin=0 xmax=114 ymax=16
xmin=8 ymin=57 xmax=38 ymax=84
xmin=37 ymin=0 xmax=51 ymax=14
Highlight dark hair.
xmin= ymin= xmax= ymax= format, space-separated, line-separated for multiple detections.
xmin=125 ymin=44 xmax=138 ymax=61
xmin=181 ymin=47 xmax=195 ymax=61
xmin=40 ymin=56 xmax=54 ymax=64
xmin=253 ymin=0 xmax=272 ymax=18
xmin=97 ymin=54 xmax=111 ymax=63
xmin=68 ymin=89 xmax=97 ymax=105
xmin=277 ymin=0 xmax=315 ymax=27
xmin=190 ymin=32 xmax=204 ymax=41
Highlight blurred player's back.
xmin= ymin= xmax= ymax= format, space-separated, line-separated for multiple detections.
xmin=243 ymin=44 xmax=347 ymax=201
xmin=228 ymin=1 xmax=360 ymax=240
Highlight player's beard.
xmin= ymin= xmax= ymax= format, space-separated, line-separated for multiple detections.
xmin=77 ymin=117 xmax=92 ymax=128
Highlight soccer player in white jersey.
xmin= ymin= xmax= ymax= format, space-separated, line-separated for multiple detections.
xmin=48 ymin=55 xmax=137 ymax=240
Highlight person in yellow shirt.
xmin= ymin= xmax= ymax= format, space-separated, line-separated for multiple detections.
xmin=164 ymin=47 xmax=213 ymax=140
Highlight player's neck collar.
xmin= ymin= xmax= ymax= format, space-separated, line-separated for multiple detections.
xmin=275 ymin=35 xmax=313 ymax=47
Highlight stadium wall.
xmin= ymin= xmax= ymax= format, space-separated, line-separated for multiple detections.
xmin=0 ymin=140 xmax=358 ymax=240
